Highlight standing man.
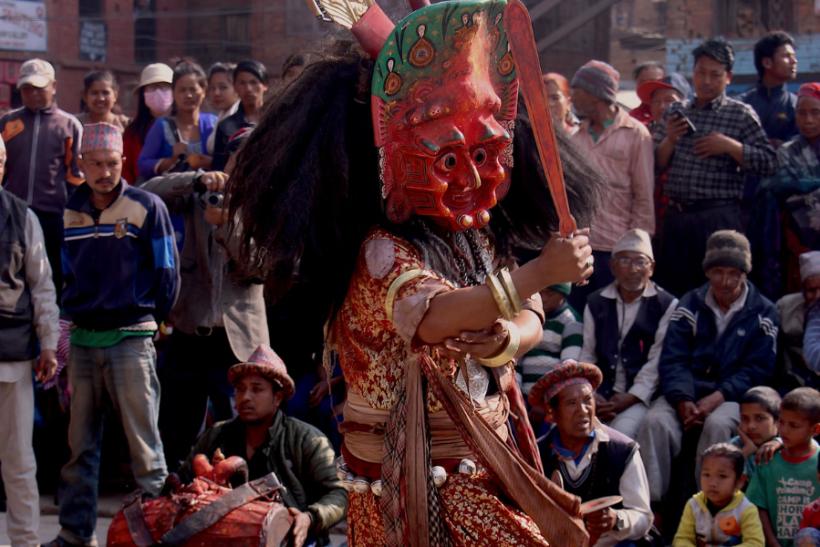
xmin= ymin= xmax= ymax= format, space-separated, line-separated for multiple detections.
xmin=140 ymin=168 xmax=270 ymax=471
xmin=579 ymin=229 xmax=678 ymax=439
xmin=211 ymin=60 xmax=269 ymax=171
xmin=738 ymin=31 xmax=798 ymax=147
xmin=0 ymin=59 xmax=84 ymax=296
xmin=638 ymin=73 xmax=692 ymax=231
xmin=45 ymin=123 xmax=179 ymax=547
xmin=570 ymin=60 xmax=655 ymax=309
xmin=654 ymin=39 xmax=776 ymax=297
xmin=0 ymin=133 xmax=60 ymax=547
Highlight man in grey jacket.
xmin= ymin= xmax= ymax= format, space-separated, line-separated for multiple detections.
xmin=0 ymin=132 xmax=60 ymax=546
xmin=0 ymin=59 xmax=83 ymax=297
xmin=140 ymin=169 xmax=269 ymax=471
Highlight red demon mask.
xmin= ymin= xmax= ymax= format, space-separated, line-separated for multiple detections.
xmin=370 ymin=1 xmax=518 ymax=231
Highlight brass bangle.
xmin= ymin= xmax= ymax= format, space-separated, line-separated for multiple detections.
xmin=497 ymin=267 xmax=522 ymax=314
xmin=385 ymin=268 xmax=427 ymax=323
xmin=486 ymin=271 xmax=515 ymax=320
xmin=478 ymin=322 xmax=521 ymax=367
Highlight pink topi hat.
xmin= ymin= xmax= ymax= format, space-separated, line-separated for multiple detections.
xmin=227 ymin=345 xmax=295 ymax=399
xmin=81 ymin=122 xmax=123 ymax=154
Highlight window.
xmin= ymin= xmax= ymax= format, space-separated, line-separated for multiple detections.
xmin=79 ymin=0 xmax=103 ymax=18
xmin=134 ymin=0 xmax=156 ymax=64
xmin=717 ymin=0 xmax=794 ymax=38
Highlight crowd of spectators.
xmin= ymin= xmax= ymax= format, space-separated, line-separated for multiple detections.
xmin=0 ymin=28 xmax=819 ymax=547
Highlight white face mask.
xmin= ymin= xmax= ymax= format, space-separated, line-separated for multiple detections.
xmin=144 ymin=87 xmax=173 ymax=117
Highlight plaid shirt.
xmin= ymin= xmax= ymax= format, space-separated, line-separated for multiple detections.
xmin=655 ymin=93 xmax=776 ymax=202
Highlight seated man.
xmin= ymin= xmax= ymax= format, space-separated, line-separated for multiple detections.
xmin=579 ymin=228 xmax=678 ymax=439
xmin=637 ymin=230 xmax=779 ymax=506
xmin=530 ymin=360 xmax=652 ymax=547
xmin=180 ymin=345 xmax=347 ymax=547
xmin=776 ymin=250 xmax=820 ymax=389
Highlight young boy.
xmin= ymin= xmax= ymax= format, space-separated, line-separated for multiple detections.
xmin=730 ymin=386 xmax=782 ymax=480
xmin=747 ymin=387 xmax=820 ymax=546
xmin=674 ymin=443 xmax=764 ymax=546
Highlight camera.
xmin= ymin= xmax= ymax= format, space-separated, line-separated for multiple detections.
xmin=666 ymin=102 xmax=697 ymax=135
xmin=204 ymin=191 xmax=224 ymax=208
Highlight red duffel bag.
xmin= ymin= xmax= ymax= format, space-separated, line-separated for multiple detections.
xmin=106 ymin=473 xmax=293 ymax=546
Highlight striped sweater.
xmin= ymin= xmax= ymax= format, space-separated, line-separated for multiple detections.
xmin=517 ymin=303 xmax=583 ymax=395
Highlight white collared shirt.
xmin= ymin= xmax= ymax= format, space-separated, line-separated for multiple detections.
xmin=705 ymin=282 xmax=749 ymax=338
xmin=580 ymin=281 xmax=678 ymax=404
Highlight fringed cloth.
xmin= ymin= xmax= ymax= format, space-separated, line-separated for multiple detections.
xmin=343 ymin=355 xmax=589 ymax=547
xmin=342 ymin=390 xmax=509 ymax=470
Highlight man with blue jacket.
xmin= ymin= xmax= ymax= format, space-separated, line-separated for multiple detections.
xmin=637 ymin=230 xmax=778 ymax=506
xmin=46 ymin=123 xmax=179 ymax=547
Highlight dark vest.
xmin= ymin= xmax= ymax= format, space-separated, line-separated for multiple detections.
xmin=0 ymin=189 xmax=36 ymax=361
xmin=587 ymin=287 xmax=675 ymax=398
xmin=539 ymin=425 xmax=637 ymax=503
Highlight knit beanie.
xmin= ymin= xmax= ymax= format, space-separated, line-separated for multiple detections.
xmin=571 ymin=60 xmax=620 ymax=104
xmin=702 ymin=230 xmax=752 ymax=274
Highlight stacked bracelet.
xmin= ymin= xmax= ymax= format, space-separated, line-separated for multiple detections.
xmin=497 ymin=268 xmax=523 ymax=315
xmin=486 ymin=271 xmax=515 ymax=320
xmin=478 ymin=322 xmax=521 ymax=367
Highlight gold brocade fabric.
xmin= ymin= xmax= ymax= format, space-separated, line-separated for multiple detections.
xmin=347 ymin=471 xmax=550 ymax=547
xmin=329 ymin=228 xmax=551 ymax=546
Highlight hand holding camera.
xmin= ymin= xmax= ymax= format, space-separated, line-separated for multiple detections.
xmin=195 ymin=171 xmax=229 ymax=226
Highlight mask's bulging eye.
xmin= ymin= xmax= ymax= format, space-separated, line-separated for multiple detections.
xmin=438 ymin=152 xmax=458 ymax=171
xmin=472 ymin=148 xmax=487 ymax=166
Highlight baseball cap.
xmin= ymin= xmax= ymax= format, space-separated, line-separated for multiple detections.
xmin=17 ymin=59 xmax=55 ymax=89
xmin=637 ymin=72 xmax=691 ymax=105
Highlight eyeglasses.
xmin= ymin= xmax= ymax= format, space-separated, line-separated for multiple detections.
xmin=613 ymin=256 xmax=653 ymax=269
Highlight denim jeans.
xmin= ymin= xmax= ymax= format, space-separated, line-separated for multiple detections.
xmin=58 ymin=336 xmax=167 ymax=545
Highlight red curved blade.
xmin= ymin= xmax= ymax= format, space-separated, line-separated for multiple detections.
xmin=504 ymin=0 xmax=577 ymax=237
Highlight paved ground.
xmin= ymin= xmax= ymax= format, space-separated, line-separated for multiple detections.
xmin=0 ymin=495 xmax=347 ymax=546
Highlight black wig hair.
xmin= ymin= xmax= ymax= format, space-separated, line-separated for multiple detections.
xmin=227 ymin=41 xmax=601 ymax=330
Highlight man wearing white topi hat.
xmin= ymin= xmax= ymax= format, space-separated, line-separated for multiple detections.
xmin=579 ymin=228 xmax=678 ymax=439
